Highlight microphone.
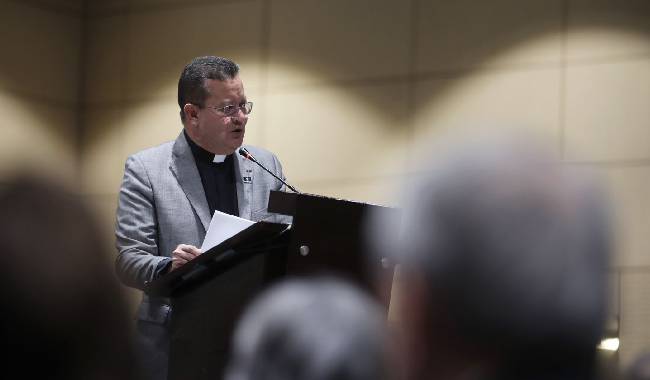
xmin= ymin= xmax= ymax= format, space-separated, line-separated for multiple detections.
xmin=238 ymin=147 xmax=300 ymax=193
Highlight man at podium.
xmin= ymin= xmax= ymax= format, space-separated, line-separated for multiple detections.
xmin=115 ymin=56 xmax=290 ymax=380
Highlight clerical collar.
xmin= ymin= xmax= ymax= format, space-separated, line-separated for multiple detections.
xmin=184 ymin=130 xmax=229 ymax=164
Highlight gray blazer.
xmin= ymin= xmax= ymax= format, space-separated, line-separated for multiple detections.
xmin=115 ymin=132 xmax=290 ymax=354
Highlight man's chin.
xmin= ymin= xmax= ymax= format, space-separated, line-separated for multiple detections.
xmin=227 ymin=142 xmax=244 ymax=155
xmin=231 ymin=137 xmax=245 ymax=150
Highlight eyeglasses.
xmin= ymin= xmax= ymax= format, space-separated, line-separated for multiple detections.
xmin=204 ymin=101 xmax=253 ymax=116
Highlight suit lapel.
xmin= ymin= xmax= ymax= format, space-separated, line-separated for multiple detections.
xmin=234 ymin=149 xmax=253 ymax=220
xmin=169 ymin=132 xmax=211 ymax=232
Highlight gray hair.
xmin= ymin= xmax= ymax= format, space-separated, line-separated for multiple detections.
xmin=225 ymin=277 xmax=392 ymax=380
xmin=368 ymin=134 xmax=611 ymax=351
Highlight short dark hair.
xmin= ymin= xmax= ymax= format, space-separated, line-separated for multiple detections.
xmin=177 ymin=56 xmax=240 ymax=122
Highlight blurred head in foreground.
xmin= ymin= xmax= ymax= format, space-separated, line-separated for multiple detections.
xmin=367 ymin=133 xmax=612 ymax=380
xmin=225 ymin=277 xmax=394 ymax=380
xmin=624 ymin=351 xmax=650 ymax=380
xmin=0 ymin=176 xmax=137 ymax=380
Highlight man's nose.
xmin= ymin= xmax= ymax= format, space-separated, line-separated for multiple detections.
xmin=231 ymin=110 xmax=247 ymax=124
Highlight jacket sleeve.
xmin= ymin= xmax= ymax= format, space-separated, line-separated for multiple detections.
xmin=115 ymin=155 xmax=170 ymax=290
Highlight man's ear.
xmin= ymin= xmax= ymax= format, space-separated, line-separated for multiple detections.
xmin=183 ymin=103 xmax=199 ymax=124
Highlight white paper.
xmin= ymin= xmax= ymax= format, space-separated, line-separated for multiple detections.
xmin=200 ymin=210 xmax=255 ymax=252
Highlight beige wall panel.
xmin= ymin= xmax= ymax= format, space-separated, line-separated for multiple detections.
xmin=81 ymin=107 xmax=127 ymax=195
xmin=88 ymin=0 xmax=129 ymax=16
xmin=85 ymin=14 xmax=128 ymax=104
xmin=0 ymin=1 xmax=80 ymax=103
xmin=600 ymin=166 xmax=650 ymax=268
xmin=415 ymin=0 xmax=563 ymax=73
xmin=619 ymin=270 xmax=650 ymax=367
xmin=129 ymin=0 xmax=249 ymax=8
xmin=83 ymin=193 xmax=119 ymax=263
xmin=296 ymin=176 xmax=402 ymax=206
xmin=125 ymin=1 xmax=265 ymax=102
xmin=88 ymin=1 xmax=249 ymax=21
xmin=413 ymin=68 xmax=562 ymax=146
xmin=268 ymin=0 xmax=410 ymax=88
xmin=120 ymin=99 xmax=183 ymax=157
xmin=567 ymin=0 xmax=650 ymax=61
xmin=264 ymin=83 xmax=411 ymax=183
xmin=0 ymin=93 xmax=76 ymax=181
xmin=29 ymin=0 xmax=84 ymax=12
xmin=564 ymin=60 xmax=650 ymax=162
xmin=84 ymin=193 xmax=142 ymax=314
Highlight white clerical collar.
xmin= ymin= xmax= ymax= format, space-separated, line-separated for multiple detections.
xmin=212 ymin=154 xmax=227 ymax=163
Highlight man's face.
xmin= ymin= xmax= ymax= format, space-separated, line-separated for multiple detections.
xmin=187 ymin=76 xmax=248 ymax=154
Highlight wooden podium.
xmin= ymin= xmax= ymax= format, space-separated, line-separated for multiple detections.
xmin=146 ymin=191 xmax=396 ymax=380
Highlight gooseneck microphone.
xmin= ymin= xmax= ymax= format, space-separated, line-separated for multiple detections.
xmin=238 ymin=147 xmax=300 ymax=193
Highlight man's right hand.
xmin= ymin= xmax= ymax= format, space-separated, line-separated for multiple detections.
xmin=169 ymin=244 xmax=202 ymax=272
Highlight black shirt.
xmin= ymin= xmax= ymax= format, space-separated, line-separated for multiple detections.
xmin=184 ymin=131 xmax=239 ymax=217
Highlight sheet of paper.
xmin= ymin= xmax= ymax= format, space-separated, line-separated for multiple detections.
xmin=200 ymin=210 xmax=255 ymax=252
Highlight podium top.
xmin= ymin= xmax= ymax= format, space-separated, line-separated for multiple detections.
xmin=268 ymin=191 xmax=382 ymax=217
